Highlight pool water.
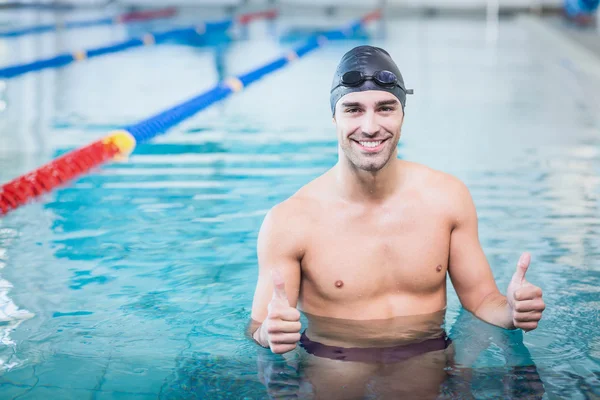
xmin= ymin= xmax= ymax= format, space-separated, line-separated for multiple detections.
xmin=1 ymin=9 xmax=600 ymax=399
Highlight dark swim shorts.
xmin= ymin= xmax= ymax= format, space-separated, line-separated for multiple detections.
xmin=299 ymin=331 xmax=451 ymax=364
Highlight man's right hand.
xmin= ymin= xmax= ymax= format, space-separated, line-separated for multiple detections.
xmin=253 ymin=269 xmax=302 ymax=354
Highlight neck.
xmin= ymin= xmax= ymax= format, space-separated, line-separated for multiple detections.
xmin=335 ymin=152 xmax=402 ymax=203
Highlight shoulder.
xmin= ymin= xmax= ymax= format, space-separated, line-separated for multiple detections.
xmin=402 ymin=161 xmax=475 ymax=225
xmin=258 ymin=174 xmax=327 ymax=254
xmin=263 ymin=175 xmax=325 ymax=228
xmin=403 ymin=161 xmax=469 ymax=196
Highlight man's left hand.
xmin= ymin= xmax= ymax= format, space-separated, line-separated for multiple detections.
xmin=506 ymin=252 xmax=545 ymax=332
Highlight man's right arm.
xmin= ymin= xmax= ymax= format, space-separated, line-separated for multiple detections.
xmin=249 ymin=203 xmax=304 ymax=352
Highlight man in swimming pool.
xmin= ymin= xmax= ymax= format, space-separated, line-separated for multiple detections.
xmin=248 ymin=45 xmax=545 ymax=359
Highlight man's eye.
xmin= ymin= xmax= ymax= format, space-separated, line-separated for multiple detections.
xmin=346 ymin=108 xmax=360 ymax=113
xmin=380 ymin=107 xmax=394 ymax=112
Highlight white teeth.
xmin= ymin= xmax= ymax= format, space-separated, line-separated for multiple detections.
xmin=359 ymin=141 xmax=382 ymax=148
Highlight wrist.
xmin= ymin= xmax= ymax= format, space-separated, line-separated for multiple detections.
xmin=506 ymin=302 xmax=517 ymax=330
xmin=252 ymin=323 xmax=269 ymax=348
xmin=475 ymin=292 xmax=516 ymax=330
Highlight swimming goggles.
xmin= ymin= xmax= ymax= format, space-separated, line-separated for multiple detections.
xmin=333 ymin=70 xmax=414 ymax=94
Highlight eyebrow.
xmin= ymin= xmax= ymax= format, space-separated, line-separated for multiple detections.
xmin=340 ymin=99 xmax=399 ymax=108
xmin=376 ymin=99 xmax=399 ymax=107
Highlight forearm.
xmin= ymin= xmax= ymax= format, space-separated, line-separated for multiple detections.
xmin=473 ymin=292 xmax=516 ymax=330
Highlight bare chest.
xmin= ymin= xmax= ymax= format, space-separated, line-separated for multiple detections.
xmin=301 ymin=204 xmax=451 ymax=301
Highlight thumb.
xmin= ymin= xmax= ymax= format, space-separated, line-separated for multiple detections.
xmin=271 ymin=269 xmax=289 ymax=306
xmin=512 ymin=252 xmax=531 ymax=284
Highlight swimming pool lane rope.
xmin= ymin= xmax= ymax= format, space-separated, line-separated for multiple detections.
xmin=0 ymin=7 xmax=178 ymax=38
xmin=0 ymin=9 xmax=277 ymax=80
xmin=0 ymin=133 xmax=134 ymax=216
xmin=0 ymin=9 xmax=381 ymax=216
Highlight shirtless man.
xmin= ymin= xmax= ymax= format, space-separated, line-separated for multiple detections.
xmin=249 ymin=45 xmax=546 ymax=398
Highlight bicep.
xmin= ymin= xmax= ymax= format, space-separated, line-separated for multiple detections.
xmin=250 ymin=208 xmax=302 ymax=323
xmin=448 ymin=182 xmax=500 ymax=314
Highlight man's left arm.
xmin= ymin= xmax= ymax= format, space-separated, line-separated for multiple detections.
xmin=447 ymin=179 xmax=545 ymax=332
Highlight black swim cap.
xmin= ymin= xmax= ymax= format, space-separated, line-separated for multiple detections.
xmin=330 ymin=45 xmax=412 ymax=115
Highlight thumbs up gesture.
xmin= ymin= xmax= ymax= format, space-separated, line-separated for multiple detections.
xmin=255 ymin=269 xmax=302 ymax=354
xmin=506 ymin=252 xmax=546 ymax=332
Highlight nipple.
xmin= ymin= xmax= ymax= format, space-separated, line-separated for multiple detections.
xmin=335 ymin=280 xmax=344 ymax=288
xmin=436 ymin=265 xmax=443 ymax=272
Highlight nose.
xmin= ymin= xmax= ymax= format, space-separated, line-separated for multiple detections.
xmin=360 ymin=110 xmax=379 ymax=137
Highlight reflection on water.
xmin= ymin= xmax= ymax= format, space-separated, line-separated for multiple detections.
xmin=255 ymin=353 xmax=545 ymax=400
xmin=253 ymin=311 xmax=545 ymax=400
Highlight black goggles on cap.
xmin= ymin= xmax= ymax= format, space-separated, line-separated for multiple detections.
xmin=332 ymin=70 xmax=414 ymax=94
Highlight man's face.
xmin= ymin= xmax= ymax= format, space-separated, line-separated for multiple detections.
xmin=334 ymin=90 xmax=404 ymax=173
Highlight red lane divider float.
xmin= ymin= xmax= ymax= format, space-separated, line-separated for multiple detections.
xmin=361 ymin=9 xmax=382 ymax=23
xmin=116 ymin=7 xmax=178 ymax=24
xmin=238 ymin=9 xmax=278 ymax=24
xmin=0 ymin=132 xmax=135 ymax=216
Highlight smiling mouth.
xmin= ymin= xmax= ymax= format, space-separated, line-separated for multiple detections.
xmin=352 ymin=139 xmax=388 ymax=152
